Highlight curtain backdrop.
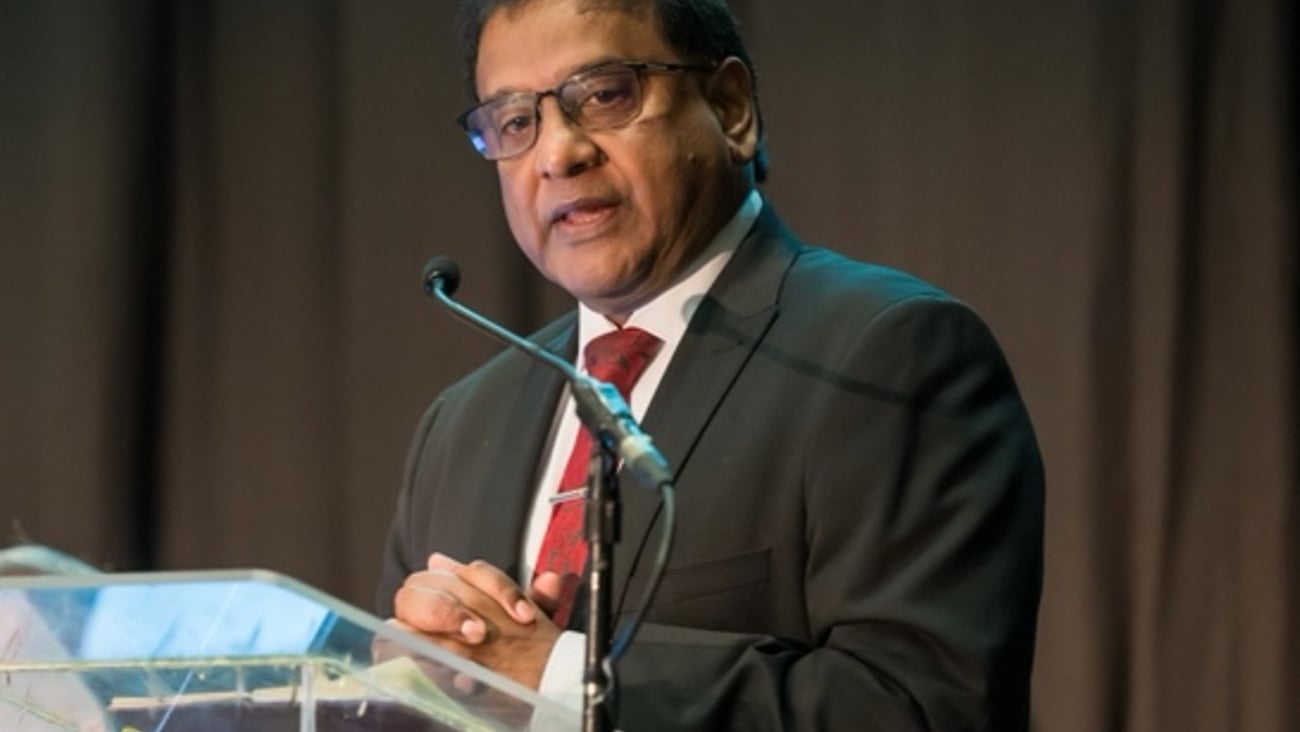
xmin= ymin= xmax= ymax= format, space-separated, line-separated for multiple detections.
xmin=1 ymin=2 xmax=1294 ymax=730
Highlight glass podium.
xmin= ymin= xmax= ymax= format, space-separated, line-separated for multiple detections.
xmin=0 ymin=569 xmax=577 ymax=731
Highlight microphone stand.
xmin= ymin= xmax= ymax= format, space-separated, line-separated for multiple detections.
xmin=582 ymin=442 xmax=619 ymax=732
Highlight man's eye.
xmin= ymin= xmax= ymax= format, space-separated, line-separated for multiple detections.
xmin=497 ymin=114 xmax=534 ymax=137
xmin=583 ymin=84 xmax=634 ymax=108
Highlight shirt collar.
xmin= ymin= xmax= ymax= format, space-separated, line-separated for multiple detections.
xmin=577 ymin=189 xmax=763 ymax=353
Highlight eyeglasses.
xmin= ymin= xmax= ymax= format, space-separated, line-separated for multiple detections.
xmin=456 ymin=61 xmax=715 ymax=161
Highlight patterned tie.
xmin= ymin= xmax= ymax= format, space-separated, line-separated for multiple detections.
xmin=534 ymin=326 xmax=663 ymax=628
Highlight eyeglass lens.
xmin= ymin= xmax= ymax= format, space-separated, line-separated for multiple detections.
xmin=464 ymin=65 xmax=643 ymax=160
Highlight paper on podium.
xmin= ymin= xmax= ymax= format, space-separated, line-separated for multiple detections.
xmin=0 ymin=569 xmax=577 ymax=731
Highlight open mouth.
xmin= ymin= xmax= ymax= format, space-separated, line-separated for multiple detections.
xmin=551 ymin=198 xmax=618 ymax=226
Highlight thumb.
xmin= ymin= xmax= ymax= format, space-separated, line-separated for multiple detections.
xmin=529 ymin=571 xmax=564 ymax=616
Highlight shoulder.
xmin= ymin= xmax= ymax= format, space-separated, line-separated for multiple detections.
xmin=735 ymin=236 xmax=1017 ymax=404
xmin=778 ymin=244 xmax=996 ymax=352
xmin=739 ymin=205 xmax=967 ymax=328
xmin=723 ymin=206 xmax=1006 ymax=375
xmin=407 ymin=310 xmax=575 ymax=447
xmin=785 ymin=245 xmax=953 ymax=318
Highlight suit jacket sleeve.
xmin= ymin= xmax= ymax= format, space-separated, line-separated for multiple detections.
xmin=613 ymin=295 xmax=1044 ymax=731
xmin=377 ymin=395 xmax=443 ymax=615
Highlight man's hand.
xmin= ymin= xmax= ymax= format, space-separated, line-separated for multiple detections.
xmin=391 ymin=553 xmax=562 ymax=690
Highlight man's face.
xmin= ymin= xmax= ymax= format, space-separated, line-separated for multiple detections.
xmin=474 ymin=0 xmax=755 ymax=319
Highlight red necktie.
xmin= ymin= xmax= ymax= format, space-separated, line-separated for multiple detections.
xmin=534 ymin=327 xmax=663 ymax=628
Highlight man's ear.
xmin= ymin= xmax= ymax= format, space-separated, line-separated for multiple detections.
xmin=706 ymin=56 xmax=759 ymax=165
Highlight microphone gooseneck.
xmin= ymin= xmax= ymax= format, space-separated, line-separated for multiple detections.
xmin=421 ymin=255 xmax=579 ymax=381
xmin=420 ymin=256 xmax=673 ymax=492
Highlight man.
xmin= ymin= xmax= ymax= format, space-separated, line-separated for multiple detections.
xmin=378 ymin=0 xmax=1044 ymax=729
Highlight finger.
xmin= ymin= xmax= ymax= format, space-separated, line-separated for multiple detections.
xmin=425 ymin=555 xmax=511 ymax=630
xmin=426 ymin=552 xmax=465 ymax=572
xmin=417 ymin=559 xmax=525 ymax=624
xmin=393 ymin=580 xmax=488 ymax=643
xmin=372 ymin=619 xmax=415 ymax=663
xmin=455 ymin=559 xmax=537 ymax=625
xmin=382 ymin=616 xmax=423 ymax=639
xmin=529 ymin=571 xmax=564 ymax=616
xmin=386 ymin=617 xmax=417 ymax=634
xmin=452 ymin=671 xmax=481 ymax=697
xmin=379 ymin=617 xmax=476 ymax=669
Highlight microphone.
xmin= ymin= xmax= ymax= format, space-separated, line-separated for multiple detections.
xmin=421 ymin=255 xmax=461 ymax=296
xmin=421 ymin=256 xmax=674 ymax=491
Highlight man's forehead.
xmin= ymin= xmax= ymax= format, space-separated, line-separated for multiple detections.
xmin=475 ymin=0 xmax=667 ymax=96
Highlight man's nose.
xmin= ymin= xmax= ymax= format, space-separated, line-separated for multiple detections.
xmin=532 ymin=97 xmax=601 ymax=178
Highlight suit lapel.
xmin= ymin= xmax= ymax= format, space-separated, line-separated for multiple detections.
xmin=467 ymin=317 xmax=577 ymax=578
xmin=613 ymin=205 xmax=801 ymax=614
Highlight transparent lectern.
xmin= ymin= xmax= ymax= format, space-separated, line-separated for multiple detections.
xmin=0 ymin=569 xmax=577 ymax=731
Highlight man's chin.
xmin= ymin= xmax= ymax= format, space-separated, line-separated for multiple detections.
xmin=567 ymin=281 xmax=653 ymax=323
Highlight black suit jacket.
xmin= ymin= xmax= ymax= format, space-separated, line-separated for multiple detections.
xmin=378 ymin=205 xmax=1044 ymax=731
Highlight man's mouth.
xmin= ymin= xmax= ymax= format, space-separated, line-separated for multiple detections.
xmin=551 ymin=198 xmax=618 ymax=226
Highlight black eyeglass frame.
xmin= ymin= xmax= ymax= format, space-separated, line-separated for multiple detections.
xmin=456 ymin=60 xmax=716 ymax=161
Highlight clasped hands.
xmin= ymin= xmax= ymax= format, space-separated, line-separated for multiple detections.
xmin=389 ymin=553 xmax=564 ymax=690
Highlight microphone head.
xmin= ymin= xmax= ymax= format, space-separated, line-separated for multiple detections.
xmin=421 ymin=256 xmax=461 ymax=297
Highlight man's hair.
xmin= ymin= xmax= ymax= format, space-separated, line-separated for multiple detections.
xmin=455 ymin=0 xmax=769 ymax=182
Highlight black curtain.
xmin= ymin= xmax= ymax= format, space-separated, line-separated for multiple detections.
xmin=1 ymin=2 xmax=1294 ymax=730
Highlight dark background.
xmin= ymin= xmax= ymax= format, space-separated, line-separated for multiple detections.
xmin=1 ymin=1 xmax=1295 ymax=730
